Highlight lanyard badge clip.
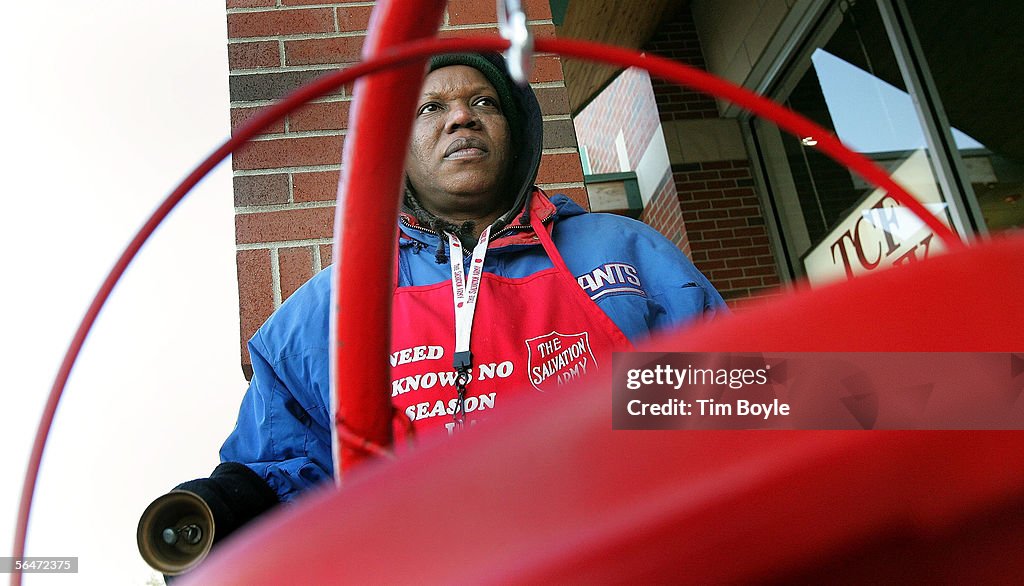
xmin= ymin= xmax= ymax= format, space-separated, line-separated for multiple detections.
xmin=452 ymin=351 xmax=472 ymax=428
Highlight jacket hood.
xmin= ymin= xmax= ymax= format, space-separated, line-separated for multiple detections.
xmin=473 ymin=52 xmax=543 ymax=226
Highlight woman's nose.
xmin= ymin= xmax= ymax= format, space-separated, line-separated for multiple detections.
xmin=445 ymin=102 xmax=478 ymax=132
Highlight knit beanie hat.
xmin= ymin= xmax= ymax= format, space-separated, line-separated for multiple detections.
xmin=428 ymin=53 xmax=523 ymax=148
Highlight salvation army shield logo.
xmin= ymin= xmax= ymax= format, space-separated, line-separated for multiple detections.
xmin=525 ymin=331 xmax=597 ymax=392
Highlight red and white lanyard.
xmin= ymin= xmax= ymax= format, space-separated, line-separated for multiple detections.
xmin=446 ymin=225 xmax=492 ymax=425
xmin=447 ymin=225 xmax=492 ymax=369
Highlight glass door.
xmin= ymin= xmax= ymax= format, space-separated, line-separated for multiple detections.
xmin=750 ymin=0 xmax=958 ymax=286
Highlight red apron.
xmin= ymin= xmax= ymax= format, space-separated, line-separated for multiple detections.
xmin=390 ymin=209 xmax=632 ymax=439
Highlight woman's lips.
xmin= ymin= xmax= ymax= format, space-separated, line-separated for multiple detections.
xmin=445 ymin=147 xmax=487 ymax=159
xmin=444 ymin=137 xmax=488 ymax=159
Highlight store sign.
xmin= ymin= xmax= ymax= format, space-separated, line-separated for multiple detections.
xmin=802 ymin=149 xmax=953 ymax=287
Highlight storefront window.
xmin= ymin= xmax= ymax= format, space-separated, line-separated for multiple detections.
xmin=751 ymin=0 xmax=956 ymax=286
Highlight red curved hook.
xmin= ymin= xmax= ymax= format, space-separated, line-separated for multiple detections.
xmin=12 ymin=33 xmax=965 ymax=584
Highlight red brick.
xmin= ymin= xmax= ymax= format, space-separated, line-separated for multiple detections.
xmin=743 ymin=266 xmax=778 ymax=277
xmin=720 ymin=237 xmax=753 ymax=248
xmin=544 ymin=186 xmax=588 ymax=210
xmin=529 ymin=23 xmax=557 ymax=38
xmin=319 ymin=243 xmax=333 ymax=267
xmin=283 ymin=0 xmax=368 ymax=5
xmin=536 ymin=85 xmax=569 ymax=115
xmin=729 ymin=277 xmax=768 ymax=288
xmin=447 ymin=0 xmax=494 ymax=25
xmin=690 ymin=209 xmax=730 ymax=220
xmin=693 ymin=236 xmax=721 ymax=249
xmin=228 ymin=41 xmax=280 ymax=70
xmin=727 ymin=207 xmax=759 ymax=218
xmin=293 ymin=170 xmax=341 ymax=203
xmin=714 ymin=218 xmax=748 ymax=229
xmin=722 ymin=187 xmax=755 ymax=197
xmin=718 ymin=280 xmax=742 ymax=291
xmin=706 ymin=179 xmax=736 ymax=189
xmin=706 ymin=248 xmax=741 ymax=260
xmin=537 ymin=152 xmax=583 ymax=184
xmin=236 ymin=206 xmax=336 ymax=244
xmin=730 ymin=289 xmax=783 ymax=310
xmin=686 ymin=171 xmax=720 ymax=180
xmin=740 ymin=244 xmax=771 ymax=256
xmin=236 ymin=248 xmax=274 ymax=361
xmin=722 ymin=290 xmax=753 ymax=305
xmin=234 ymin=174 xmax=290 ymax=206
xmin=338 ymin=5 xmax=374 ymax=32
xmin=709 ymin=198 xmax=743 ymax=209
xmin=231 ymin=106 xmax=285 ymax=134
xmin=675 ymin=181 xmax=706 ymax=191
xmin=279 ymin=246 xmax=314 ymax=300
xmin=530 ymin=55 xmax=564 ymax=83
xmin=446 ymin=0 xmax=550 ymax=22
xmin=289 ymin=100 xmax=350 ymax=132
xmin=525 ymin=0 xmax=553 ymax=19
xmin=233 ymin=135 xmax=344 ymax=170
xmin=699 ymin=259 xmax=728 ymax=270
xmin=228 ymin=0 xmax=274 ymax=8
xmin=228 ymin=8 xmax=335 ymax=38
xmin=689 ymin=190 xmax=725 ymax=201
xmin=675 ymin=93 xmax=706 ymax=103
xmin=710 ymin=268 xmax=744 ymax=279
xmin=701 ymin=229 xmax=734 ymax=240
xmin=285 ymin=36 xmax=365 ymax=66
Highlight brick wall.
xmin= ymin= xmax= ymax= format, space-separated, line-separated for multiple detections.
xmin=644 ymin=9 xmax=718 ymax=123
xmin=574 ymin=68 xmax=659 ymax=174
xmin=644 ymin=5 xmax=782 ymax=305
xmin=227 ymin=0 xmax=583 ymax=372
xmin=673 ymin=161 xmax=779 ymax=300
xmin=639 ymin=172 xmax=691 ymax=256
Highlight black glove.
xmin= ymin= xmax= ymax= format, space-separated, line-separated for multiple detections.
xmin=161 ymin=462 xmax=279 ymax=583
xmin=174 ymin=462 xmax=280 ymax=541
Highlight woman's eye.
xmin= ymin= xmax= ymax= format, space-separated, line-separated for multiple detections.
xmin=418 ymin=103 xmax=440 ymax=115
xmin=474 ymin=97 xmax=499 ymax=109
